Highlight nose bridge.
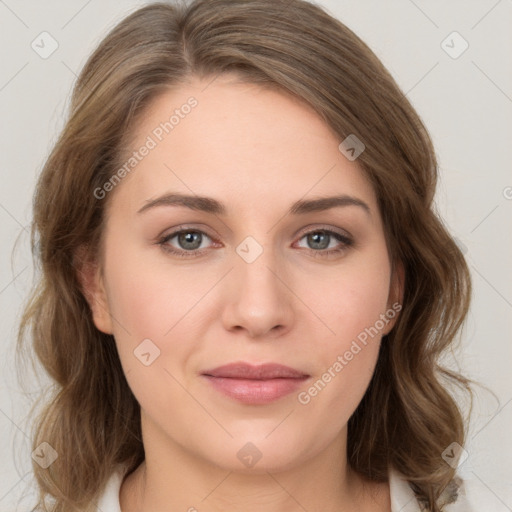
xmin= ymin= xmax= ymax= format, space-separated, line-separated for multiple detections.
xmin=222 ymin=235 xmax=294 ymax=337
xmin=236 ymin=243 xmax=280 ymax=296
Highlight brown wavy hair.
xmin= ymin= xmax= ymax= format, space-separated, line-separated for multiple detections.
xmin=16 ymin=0 xmax=479 ymax=510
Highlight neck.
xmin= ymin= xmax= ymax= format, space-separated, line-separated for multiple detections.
xmin=119 ymin=413 xmax=389 ymax=512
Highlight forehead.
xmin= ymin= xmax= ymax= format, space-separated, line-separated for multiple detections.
xmin=109 ymin=75 xmax=377 ymax=216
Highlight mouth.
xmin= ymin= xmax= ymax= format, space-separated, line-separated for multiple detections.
xmin=201 ymin=362 xmax=310 ymax=405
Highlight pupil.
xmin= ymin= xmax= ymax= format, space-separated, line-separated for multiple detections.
xmin=310 ymin=231 xmax=329 ymax=250
xmin=180 ymin=231 xmax=201 ymax=249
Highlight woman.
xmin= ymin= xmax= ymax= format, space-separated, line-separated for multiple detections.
xmin=18 ymin=0 xmax=480 ymax=510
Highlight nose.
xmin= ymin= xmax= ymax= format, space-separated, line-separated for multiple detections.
xmin=220 ymin=246 xmax=295 ymax=339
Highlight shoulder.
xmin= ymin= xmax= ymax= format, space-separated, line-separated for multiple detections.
xmin=389 ymin=466 xmax=486 ymax=511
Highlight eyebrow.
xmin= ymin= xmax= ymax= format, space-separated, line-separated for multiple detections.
xmin=137 ymin=192 xmax=371 ymax=217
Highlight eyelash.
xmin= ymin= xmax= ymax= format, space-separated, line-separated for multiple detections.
xmin=156 ymin=225 xmax=354 ymax=259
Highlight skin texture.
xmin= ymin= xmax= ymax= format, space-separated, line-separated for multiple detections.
xmin=81 ymin=74 xmax=403 ymax=512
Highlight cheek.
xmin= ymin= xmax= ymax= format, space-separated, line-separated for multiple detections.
xmin=297 ymin=248 xmax=390 ymax=408
xmin=303 ymin=250 xmax=391 ymax=347
xmin=104 ymin=243 xmax=211 ymax=339
xmin=103 ymin=259 xmax=206 ymax=417
xmin=101 ymin=240 xmax=216 ymax=392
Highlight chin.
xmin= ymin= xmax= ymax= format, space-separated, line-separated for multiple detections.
xmin=195 ymin=430 xmax=317 ymax=474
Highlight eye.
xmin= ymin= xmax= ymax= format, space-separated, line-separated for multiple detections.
xmin=157 ymin=228 xmax=216 ymax=258
xmin=156 ymin=226 xmax=354 ymax=259
xmin=295 ymin=228 xmax=353 ymax=258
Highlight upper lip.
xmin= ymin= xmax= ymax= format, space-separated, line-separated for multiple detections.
xmin=202 ymin=362 xmax=309 ymax=380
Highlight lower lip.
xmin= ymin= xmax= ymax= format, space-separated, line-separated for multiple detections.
xmin=202 ymin=375 xmax=308 ymax=404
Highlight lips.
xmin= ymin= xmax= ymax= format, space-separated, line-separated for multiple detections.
xmin=201 ymin=362 xmax=310 ymax=405
xmin=202 ymin=362 xmax=309 ymax=380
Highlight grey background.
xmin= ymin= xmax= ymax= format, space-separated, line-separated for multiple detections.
xmin=1 ymin=0 xmax=511 ymax=510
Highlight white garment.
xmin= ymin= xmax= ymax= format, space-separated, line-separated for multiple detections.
xmin=96 ymin=463 xmax=479 ymax=511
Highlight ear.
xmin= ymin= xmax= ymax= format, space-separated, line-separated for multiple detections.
xmin=74 ymin=245 xmax=113 ymax=335
xmin=382 ymin=259 xmax=405 ymax=335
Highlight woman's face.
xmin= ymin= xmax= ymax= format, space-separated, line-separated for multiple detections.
xmin=84 ymin=74 xmax=402 ymax=472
